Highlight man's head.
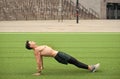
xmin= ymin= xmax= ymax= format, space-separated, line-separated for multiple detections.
xmin=25 ymin=40 xmax=36 ymax=50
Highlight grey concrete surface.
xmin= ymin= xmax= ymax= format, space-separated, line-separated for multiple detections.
xmin=0 ymin=20 xmax=120 ymax=32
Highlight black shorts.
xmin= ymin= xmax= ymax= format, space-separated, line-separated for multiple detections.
xmin=54 ymin=51 xmax=71 ymax=65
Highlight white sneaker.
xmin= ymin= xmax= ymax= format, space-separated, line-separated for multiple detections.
xmin=91 ymin=63 xmax=100 ymax=72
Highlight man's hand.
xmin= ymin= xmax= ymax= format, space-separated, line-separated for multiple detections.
xmin=32 ymin=72 xmax=41 ymax=76
xmin=32 ymin=70 xmax=41 ymax=76
xmin=36 ymin=66 xmax=44 ymax=70
xmin=41 ymin=66 xmax=44 ymax=70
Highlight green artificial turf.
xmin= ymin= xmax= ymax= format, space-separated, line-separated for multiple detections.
xmin=0 ymin=32 xmax=120 ymax=79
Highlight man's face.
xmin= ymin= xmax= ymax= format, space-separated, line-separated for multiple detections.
xmin=29 ymin=41 xmax=36 ymax=47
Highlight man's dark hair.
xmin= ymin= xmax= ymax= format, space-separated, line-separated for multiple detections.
xmin=25 ymin=40 xmax=32 ymax=50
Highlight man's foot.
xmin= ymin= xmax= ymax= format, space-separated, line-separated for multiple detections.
xmin=90 ymin=63 xmax=100 ymax=72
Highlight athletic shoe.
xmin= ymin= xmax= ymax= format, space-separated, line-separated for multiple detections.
xmin=91 ymin=63 xmax=100 ymax=72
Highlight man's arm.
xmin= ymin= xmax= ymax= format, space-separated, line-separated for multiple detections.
xmin=34 ymin=50 xmax=42 ymax=73
xmin=41 ymin=56 xmax=44 ymax=69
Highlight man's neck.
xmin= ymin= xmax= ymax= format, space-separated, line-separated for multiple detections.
xmin=33 ymin=45 xmax=38 ymax=49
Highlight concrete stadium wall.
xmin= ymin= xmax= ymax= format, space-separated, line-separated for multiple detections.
xmin=72 ymin=0 xmax=101 ymax=16
xmin=72 ymin=0 xmax=120 ymax=19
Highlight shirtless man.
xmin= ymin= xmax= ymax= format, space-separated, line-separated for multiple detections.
xmin=25 ymin=40 xmax=100 ymax=76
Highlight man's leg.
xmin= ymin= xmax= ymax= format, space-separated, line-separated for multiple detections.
xmin=54 ymin=52 xmax=100 ymax=72
xmin=68 ymin=57 xmax=100 ymax=72
xmin=68 ymin=57 xmax=88 ymax=69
